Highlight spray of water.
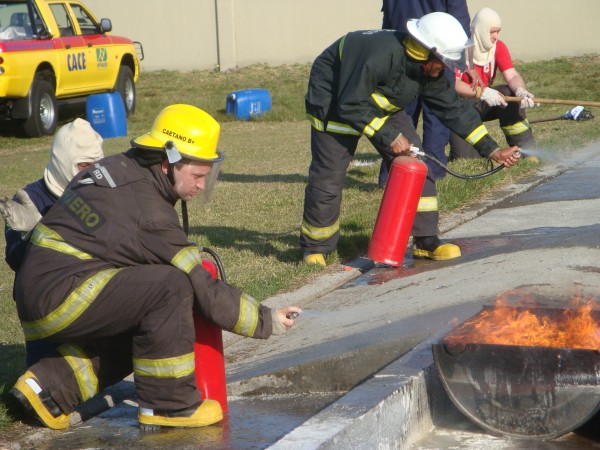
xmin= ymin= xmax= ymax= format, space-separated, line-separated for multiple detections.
xmin=520 ymin=147 xmax=559 ymax=162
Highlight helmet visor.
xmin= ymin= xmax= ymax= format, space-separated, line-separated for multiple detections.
xmin=173 ymin=152 xmax=223 ymax=205
xmin=196 ymin=156 xmax=222 ymax=205
xmin=434 ymin=39 xmax=473 ymax=71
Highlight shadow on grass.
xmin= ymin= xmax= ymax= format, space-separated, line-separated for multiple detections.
xmin=219 ymin=172 xmax=307 ymax=184
xmin=219 ymin=171 xmax=379 ymax=191
xmin=192 ymin=224 xmax=302 ymax=263
xmin=192 ymin=221 xmax=371 ymax=265
xmin=0 ymin=343 xmax=26 ymax=426
xmin=0 ymin=102 xmax=86 ymax=138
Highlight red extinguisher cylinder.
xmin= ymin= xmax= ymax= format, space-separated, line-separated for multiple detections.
xmin=368 ymin=156 xmax=428 ymax=266
xmin=194 ymin=259 xmax=228 ymax=413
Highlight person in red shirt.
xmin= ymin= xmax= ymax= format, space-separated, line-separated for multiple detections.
xmin=450 ymin=7 xmax=537 ymax=160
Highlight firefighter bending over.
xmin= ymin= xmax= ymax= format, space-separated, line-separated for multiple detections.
xmin=300 ymin=12 xmax=521 ymax=267
xmin=11 ymin=104 xmax=300 ymax=430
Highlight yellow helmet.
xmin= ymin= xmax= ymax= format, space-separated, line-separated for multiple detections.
xmin=132 ymin=104 xmax=223 ymax=163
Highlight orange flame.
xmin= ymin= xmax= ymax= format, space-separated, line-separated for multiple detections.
xmin=445 ymin=293 xmax=600 ymax=350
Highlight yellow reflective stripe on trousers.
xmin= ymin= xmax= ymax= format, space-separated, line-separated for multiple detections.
xmin=233 ymin=293 xmax=260 ymax=336
xmin=133 ymin=352 xmax=195 ymax=379
xmin=307 ymin=114 xmax=325 ymax=131
xmin=171 ymin=246 xmax=202 ymax=274
xmin=501 ymin=119 xmax=530 ymax=136
xmin=417 ymin=196 xmax=438 ymax=212
xmin=465 ymin=125 xmax=489 ymax=146
xmin=301 ymin=218 xmax=340 ymax=241
xmin=31 ymin=223 xmax=93 ymax=260
xmin=363 ymin=116 xmax=388 ymax=137
xmin=325 ymin=121 xmax=360 ymax=135
xmin=21 ymin=268 xmax=122 ymax=340
xmin=371 ymin=92 xmax=401 ymax=113
xmin=58 ymin=344 xmax=98 ymax=401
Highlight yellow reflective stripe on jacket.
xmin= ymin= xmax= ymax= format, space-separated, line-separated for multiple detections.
xmin=417 ymin=196 xmax=438 ymax=212
xmin=233 ymin=293 xmax=260 ymax=336
xmin=31 ymin=223 xmax=93 ymax=260
xmin=58 ymin=344 xmax=98 ymax=401
xmin=301 ymin=218 xmax=340 ymax=241
xmin=501 ymin=119 xmax=530 ymax=136
xmin=133 ymin=352 xmax=195 ymax=379
xmin=307 ymin=114 xmax=325 ymax=131
xmin=338 ymin=34 xmax=346 ymax=60
xmin=325 ymin=121 xmax=361 ymax=135
xmin=363 ymin=116 xmax=388 ymax=137
xmin=22 ymin=268 xmax=122 ymax=340
xmin=371 ymin=92 xmax=401 ymax=113
xmin=171 ymin=246 xmax=202 ymax=274
xmin=465 ymin=125 xmax=489 ymax=146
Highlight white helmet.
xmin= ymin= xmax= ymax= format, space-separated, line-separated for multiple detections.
xmin=406 ymin=12 xmax=473 ymax=71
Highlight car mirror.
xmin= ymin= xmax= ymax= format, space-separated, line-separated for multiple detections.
xmin=99 ymin=18 xmax=112 ymax=33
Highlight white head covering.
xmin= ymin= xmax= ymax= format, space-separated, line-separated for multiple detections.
xmin=471 ymin=7 xmax=502 ymax=67
xmin=44 ymin=118 xmax=104 ymax=197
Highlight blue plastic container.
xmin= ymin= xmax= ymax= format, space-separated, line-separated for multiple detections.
xmin=86 ymin=92 xmax=127 ymax=138
xmin=226 ymin=89 xmax=271 ymax=120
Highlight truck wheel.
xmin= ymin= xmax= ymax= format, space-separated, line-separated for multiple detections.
xmin=23 ymin=79 xmax=58 ymax=137
xmin=115 ymin=66 xmax=135 ymax=116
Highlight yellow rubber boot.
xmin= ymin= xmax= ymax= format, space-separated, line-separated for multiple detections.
xmin=139 ymin=399 xmax=223 ymax=430
xmin=303 ymin=253 xmax=326 ymax=267
xmin=413 ymin=236 xmax=461 ymax=261
xmin=12 ymin=371 xmax=71 ymax=430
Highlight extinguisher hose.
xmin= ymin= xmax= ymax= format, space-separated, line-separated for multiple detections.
xmin=416 ymin=151 xmax=505 ymax=180
xmin=200 ymin=246 xmax=228 ymax=283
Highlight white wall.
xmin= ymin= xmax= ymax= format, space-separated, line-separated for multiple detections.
xmin=83 ymin=0 xmax=600 ymax=72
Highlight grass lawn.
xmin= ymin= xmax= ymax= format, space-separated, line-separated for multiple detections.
xmin=1 ymin=55 xmax=600 ymax=432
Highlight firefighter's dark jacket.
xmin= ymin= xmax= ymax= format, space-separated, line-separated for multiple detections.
xmin=305 ymin=30 xmax=499 ymax=157
xmin=14 ymin=150 xmax=273 ymax=339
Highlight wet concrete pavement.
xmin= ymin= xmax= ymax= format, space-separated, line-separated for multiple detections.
xmin=5 ymin=141 xmax=600 ymax=449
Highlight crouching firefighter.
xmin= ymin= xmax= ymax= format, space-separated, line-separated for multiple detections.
xmin=11 ymin=104 xmax=301 ymax=431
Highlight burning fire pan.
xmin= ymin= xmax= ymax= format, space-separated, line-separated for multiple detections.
xmin=432 ymin=305 xmax=600 ymax=439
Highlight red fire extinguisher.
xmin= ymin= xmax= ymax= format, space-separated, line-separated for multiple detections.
xmin=194 ymin=257 xmax=228 ymax=413
xmin=368 ymin=155 xmax=428 ymax=266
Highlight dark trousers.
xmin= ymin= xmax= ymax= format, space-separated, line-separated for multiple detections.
xmin=28 ymin=265 xmax=198 ymax=413
xmin=450 ymin=85 xmax=537 ymax=159
xmin=300 ymin=111 xmax=439 ymax=255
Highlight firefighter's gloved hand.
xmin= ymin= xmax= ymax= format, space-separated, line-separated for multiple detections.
xmin=271 ymin=306 xmax=301 ymax=335
xmin=480 ymin=87 xmax=507 ymax=107
xmin=489 ymin=146 xmax=521 ymax=167
xmin=0 ymin=189 xmax=41 ymax=232
xmin=390 ymin=133 xmax=411 ymax=155
xmin=515 ymin=87 xmax=535 ymax=109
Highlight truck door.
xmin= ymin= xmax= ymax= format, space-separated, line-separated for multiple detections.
xmin=48 ymin=3 xmax=87 ymax=95
xmin=69 ymin=3 xmax=113 ymax=91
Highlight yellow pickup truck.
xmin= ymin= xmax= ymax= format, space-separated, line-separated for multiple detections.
xmin=0 ymin=0 xmax=143 ymax=137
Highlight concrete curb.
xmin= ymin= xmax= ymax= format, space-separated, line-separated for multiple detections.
xmin=267 ymin=336 xmax=451 ymax=450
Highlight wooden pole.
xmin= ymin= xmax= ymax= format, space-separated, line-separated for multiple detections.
xmin=504 ymin=96 xmax=600 ymax=107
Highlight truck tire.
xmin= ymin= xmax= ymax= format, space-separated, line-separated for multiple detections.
xmin=23 ymin=78 xmax=58 ymax=137
xmin=115 ymin=66 xmax=135 ymax=116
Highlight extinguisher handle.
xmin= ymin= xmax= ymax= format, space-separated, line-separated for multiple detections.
xmin=409 ymin=146 xmax=424 ymax=157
